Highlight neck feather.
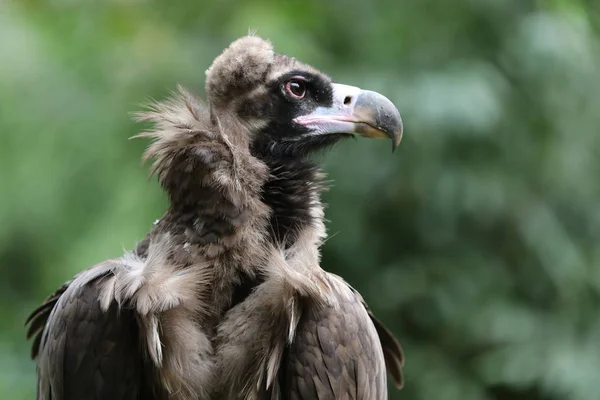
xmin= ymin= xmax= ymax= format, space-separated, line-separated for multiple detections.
xmin=261 ymin=157 xmax=327 ymax=247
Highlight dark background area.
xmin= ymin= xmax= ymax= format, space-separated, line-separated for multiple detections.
xmin=2 ymin=1 xmax=600 ymax=399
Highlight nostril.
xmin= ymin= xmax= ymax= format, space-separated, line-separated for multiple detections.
xmin=343 ymin=96 xmax=352 ymax=106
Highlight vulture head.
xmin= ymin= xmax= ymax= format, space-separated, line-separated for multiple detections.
xmin=204 ymin=35 xmax=403 ymax=159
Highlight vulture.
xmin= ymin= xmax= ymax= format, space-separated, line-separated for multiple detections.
xmin=25 ymin=35 xmax=405 ymax=400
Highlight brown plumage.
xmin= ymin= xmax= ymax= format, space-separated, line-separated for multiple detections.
xmin=26 ymin=34 xmax=404 ymax=400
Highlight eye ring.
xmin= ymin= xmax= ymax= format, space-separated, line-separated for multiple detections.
xmin=285 ymin=79 xmax=307 ymax=99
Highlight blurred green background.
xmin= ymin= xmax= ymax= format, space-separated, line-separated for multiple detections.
xmin=2 ymin=0 xmax=600 ymax=399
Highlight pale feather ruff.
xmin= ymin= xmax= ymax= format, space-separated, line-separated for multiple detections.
xmin=98 ymin=235 xmax=215 ymax=400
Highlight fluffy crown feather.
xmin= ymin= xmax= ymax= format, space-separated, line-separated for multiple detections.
xmin=205 ymin=35 xmax=275 ymax=107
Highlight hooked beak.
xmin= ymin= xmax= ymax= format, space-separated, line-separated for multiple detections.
xmin=293 ymin=83 xmax=403 ymax=152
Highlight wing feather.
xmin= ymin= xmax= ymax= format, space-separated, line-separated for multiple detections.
xmin=352 ymin=286 xmax=405 ymax=389
xmin=26 ymin=280 xmax=72 ymax=358
xmin=276 ymin=278 xmax=398 ymax=400
xmin=27 ymin=261 xmax=155 ymax=400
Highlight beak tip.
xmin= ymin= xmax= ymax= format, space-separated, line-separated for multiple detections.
xmin=355 ymin=90 xmax=403 ymax=154
xmin=391 ymin=131 xmax=402 ymax=153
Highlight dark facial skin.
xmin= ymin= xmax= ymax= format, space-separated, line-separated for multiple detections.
xmin=250 ymin=70 xmax=346 ymax=159
xmin=250 ymin=69 xmax=402 ymax=161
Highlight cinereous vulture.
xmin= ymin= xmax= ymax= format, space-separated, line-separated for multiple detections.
xmin=26 ymin=35 xmax=404 ymax=400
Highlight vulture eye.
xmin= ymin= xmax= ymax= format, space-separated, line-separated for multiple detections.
xmin=285 ymin=79 xmax=306 ymax=99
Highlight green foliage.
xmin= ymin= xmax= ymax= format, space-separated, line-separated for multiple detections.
xmin=2 ymin=1 xmax=599 ymax=399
